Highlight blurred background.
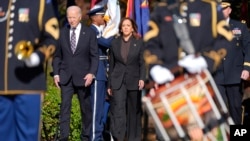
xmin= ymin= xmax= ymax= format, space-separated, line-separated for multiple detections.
xmin=54 ymin=0 xmax=250 ymax=28
xmin=41 ymin=0 xmax=250 ymax=141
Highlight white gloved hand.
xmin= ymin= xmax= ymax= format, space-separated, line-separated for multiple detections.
xmin=24 ymin=52 xmax=40 ymax=67
xmin=150 ymin=65 xmax=175 ymax=84
xmin=178 ymin=54 xmax=207 ymax=74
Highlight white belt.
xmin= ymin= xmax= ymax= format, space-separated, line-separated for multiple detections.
xmin=99 ymin=56 xmax=108 ymax=60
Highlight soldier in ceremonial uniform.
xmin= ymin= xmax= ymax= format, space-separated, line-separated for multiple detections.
xmin=143 ymin=0 xmax=233 ymax=140
xmin=213 ymin=0 xmax=250 ymax=125
xmin=0 ymin=1 xmax=59 ymax=141
xmin=144 ymin=0 xmax=233 ymax=82
xmin=87 ymin=6 xmax=114 ymax=141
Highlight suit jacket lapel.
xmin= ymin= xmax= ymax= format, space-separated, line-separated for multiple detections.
xmin=75 ymin=23 xmax=84 ymax=54
xmin=65 ymin=26 xmax=72 ymax=53
xmin=114 ymin=36 xmax=123 ymax=63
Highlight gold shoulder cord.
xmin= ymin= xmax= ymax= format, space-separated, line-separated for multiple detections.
xmin=38 ymin=0 xmax=44 ymax=31
xmin=202 ymin=0 xmax=217 ymax=38
xmin=201 ymin=0 xmax=233 ymax=71
xmin=143 ymin=21 xmax=159 ymax=42
xmin=244 ymin=62 xmax=250 ymax=67
xmin=38 ymin=0 xmax=59 ymax=61
xmin=39 ymin=0 xmax=59 ymax=40
xmin=203 ymin=48 xmax=226 ymax=71
xmin=203 ymin=0 xmax=233 ymax=41
xmin=202 ymin=0 xmax=224 ymax=71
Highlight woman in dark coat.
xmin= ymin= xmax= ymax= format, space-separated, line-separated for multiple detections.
xmin=107 ymin=17 xmax=146 ymax=141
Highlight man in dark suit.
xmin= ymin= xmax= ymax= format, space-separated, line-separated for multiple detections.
xmin=213 ymin=0 xmax=250 ymax=125
xmin=52 ymin=5 xmax=99 ymax=141
xmin=87 ymin=6 xmax=114 ymax=141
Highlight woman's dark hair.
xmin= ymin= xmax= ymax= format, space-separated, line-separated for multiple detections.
xmin=118 ymin=17 xmax=140 ymax=39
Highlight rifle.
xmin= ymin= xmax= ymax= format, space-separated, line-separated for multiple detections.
xmin=144 ymin=0 xmax=195 ymax=90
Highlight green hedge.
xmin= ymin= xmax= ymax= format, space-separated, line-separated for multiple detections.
xmin=41 ymin=68 xmax=81 ymax=141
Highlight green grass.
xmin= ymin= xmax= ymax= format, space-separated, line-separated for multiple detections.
xmin=41 ymin=64 xmax=81 ymax=141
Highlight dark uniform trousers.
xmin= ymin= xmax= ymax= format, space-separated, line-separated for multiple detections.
xmin=216 ymin=84 xmax=243 ymax=124
xmin=90 ymin=80 xmax=107 ymax=141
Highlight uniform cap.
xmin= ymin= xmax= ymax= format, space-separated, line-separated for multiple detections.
xmin=221 ymin=0 xmax=231 ymax=9
xmin=87 ymin=6 xmax=105 ymax=16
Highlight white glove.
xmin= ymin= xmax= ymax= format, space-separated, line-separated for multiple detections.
xmin=24 ymin=52 xmax=40 ymax=67
xmin=150 ymin=65 xmax=175 ymax=84
xmin=178 ymin=54 xmax=207 ymax=74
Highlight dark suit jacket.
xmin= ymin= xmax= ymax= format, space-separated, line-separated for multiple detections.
xmin=108 ymin=36 xmax=146 ymax=90
xmin=213 ymin=19 xmax=250 ymax=85
xmin=52 ymin=23 xmax=99 ymax=86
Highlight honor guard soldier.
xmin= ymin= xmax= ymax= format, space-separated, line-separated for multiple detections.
xmin=143 ymin=0 xmax=233 ymax=140
xmin=213 ymin=0 xmax=250 ymax=125
xmin=88 ymin=6 xmax=114 ymax=141
xmin=0 ymin=0 xmax=59 ymax=141
xmin=143 ymin=0 xmax=233 ymax=87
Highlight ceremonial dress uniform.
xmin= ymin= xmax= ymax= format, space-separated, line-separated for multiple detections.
xmin=144 ymin=0 xmax=233 ymax=74
xmin=88 ymin=7 xmax=114 ymax=141
xmin=213 ymin=1 xmax=250 ymax=124
xmin=143 ymin=0 xmax=233 ymax=140
xmin=0 ymin=0 xmax=59 ymax=141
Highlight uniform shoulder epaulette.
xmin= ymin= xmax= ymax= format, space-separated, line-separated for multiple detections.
xmin=244 ymin=62 xmax=250 ymax=67
xmin=241 ymin=20 xmax=246 ymax=24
